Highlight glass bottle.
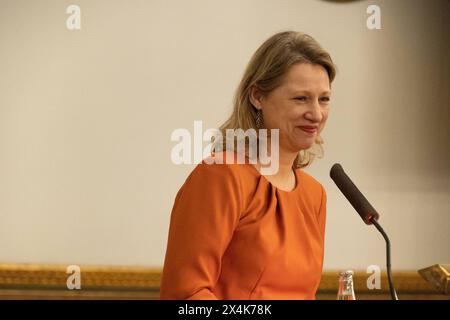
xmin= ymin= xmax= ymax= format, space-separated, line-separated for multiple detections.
xmin=337 ymin=270 xmax=356 ymax=300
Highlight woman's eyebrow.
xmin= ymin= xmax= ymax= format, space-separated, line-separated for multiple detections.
xmin=291 ymin=89 xmax=331 ymax=95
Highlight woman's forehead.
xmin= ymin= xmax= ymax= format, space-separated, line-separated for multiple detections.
xmin=281 ymin=80 xmax=331 ymax=95
xmin=286 ymin=63 xmax=329 ymax=81
xmin=279 ymin=63 xmax=331 ymax=92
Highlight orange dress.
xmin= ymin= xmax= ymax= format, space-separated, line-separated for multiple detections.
xmin=160 ymin=152 xmax=327 ymax=300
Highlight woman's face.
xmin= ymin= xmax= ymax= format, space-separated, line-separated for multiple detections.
xmin=251 ymin=62 xmax=331 ymax=153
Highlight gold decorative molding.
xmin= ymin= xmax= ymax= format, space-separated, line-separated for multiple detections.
xmin=0 ymin=263 xmax=447 ymax=300
xmin=0 ymin=264 xmax=161 ymax=289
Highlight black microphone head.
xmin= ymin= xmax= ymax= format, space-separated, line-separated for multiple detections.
xmin=330 ymin=163 xmax=379 ymax=225
xmin=330 ymin=163 xmax=344 ymax=180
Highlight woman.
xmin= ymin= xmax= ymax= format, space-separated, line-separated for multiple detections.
xmin=161 ymin=31 xmax=336 ymax=299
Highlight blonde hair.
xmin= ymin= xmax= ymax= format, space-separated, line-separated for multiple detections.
xmin=217 ymin=31 xmax=337 ymax=169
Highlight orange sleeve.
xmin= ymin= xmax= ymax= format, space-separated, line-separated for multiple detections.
xmin=160 ymin=162 xmax=243 ymax=300
xmin=318 ymin=185 xmax=327 ymax=239
xmin=314 ymin=184 xmax=327 ymax=299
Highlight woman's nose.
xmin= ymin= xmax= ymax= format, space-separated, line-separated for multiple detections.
xmin=305 ymin=100 xmax=323 ymax=122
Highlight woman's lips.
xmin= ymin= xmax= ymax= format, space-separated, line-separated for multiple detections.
xmin=298 ymin=126 xmax=318 ymax=134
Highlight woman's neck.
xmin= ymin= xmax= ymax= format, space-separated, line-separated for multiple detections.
xmin=274 ymin=147 xmax=297 ymax=177
xmin=255 ymin=138 xmax=297 ymax=177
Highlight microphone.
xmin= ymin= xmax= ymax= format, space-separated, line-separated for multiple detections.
xmin=329 ymin=163 xmax=379 ymax=225
xmin=330 ymin=163 xmax=399 ymax=300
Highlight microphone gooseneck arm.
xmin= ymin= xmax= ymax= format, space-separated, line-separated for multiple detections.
xmin=370 ymin=217 xmax=398 ymax=300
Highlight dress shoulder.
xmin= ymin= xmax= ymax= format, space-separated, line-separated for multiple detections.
xmin=297 ymin=169 xmax=324 ymax=194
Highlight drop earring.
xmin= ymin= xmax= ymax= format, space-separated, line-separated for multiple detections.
xmin=255 ymin=109 xmax=263 ymax=129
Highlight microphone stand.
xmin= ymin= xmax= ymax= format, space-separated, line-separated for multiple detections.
xmin=370 ymin=218 xmax=399 ymax=300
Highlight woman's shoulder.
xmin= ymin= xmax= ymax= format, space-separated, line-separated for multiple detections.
xmin=191 ymin=151 xmax=254 ymax=178
xmin=182 ymin=151 xmax=258 ymax=191
xmin=175 ymin=151 xmax=256 ymax=210
xmin=296 ymin=168 xmax=325 ymax=196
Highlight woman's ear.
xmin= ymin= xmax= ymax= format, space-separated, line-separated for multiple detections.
xmin=249 ymin=85 xmax=264 ymax=110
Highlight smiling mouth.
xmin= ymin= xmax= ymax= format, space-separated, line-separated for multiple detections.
xmin=297 ymin=126 xmax=318 ymax=134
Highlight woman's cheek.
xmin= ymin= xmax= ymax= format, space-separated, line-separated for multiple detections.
xmin=321 ymin=108 xmax=330 ymax=122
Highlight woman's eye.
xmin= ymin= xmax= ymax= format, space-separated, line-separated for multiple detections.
xmin=320 ymin=97 xmax=331 ymax=103
xmin=295 ymin=96 xmax=307 ymax=101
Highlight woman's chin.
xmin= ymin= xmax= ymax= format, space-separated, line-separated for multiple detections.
xmin=298 ymin=143 xmax=314 ymax=151
xmin=282 ymin=134 xmax=316 ymax=152
xmin=292 ymin=134 xmax=316 ymax=149
xmin=285 ymin=140 xmax=315 ymax=153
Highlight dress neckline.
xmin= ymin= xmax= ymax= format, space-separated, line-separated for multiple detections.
xmin=245 ymin=163 xmax=301 ymax=194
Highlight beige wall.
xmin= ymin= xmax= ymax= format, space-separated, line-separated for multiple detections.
xmin=0 ymin=0 xmax=448 ymax=271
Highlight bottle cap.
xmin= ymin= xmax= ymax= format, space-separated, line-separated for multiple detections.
xmin=339 ymin=270 xmax=354 ymax=277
